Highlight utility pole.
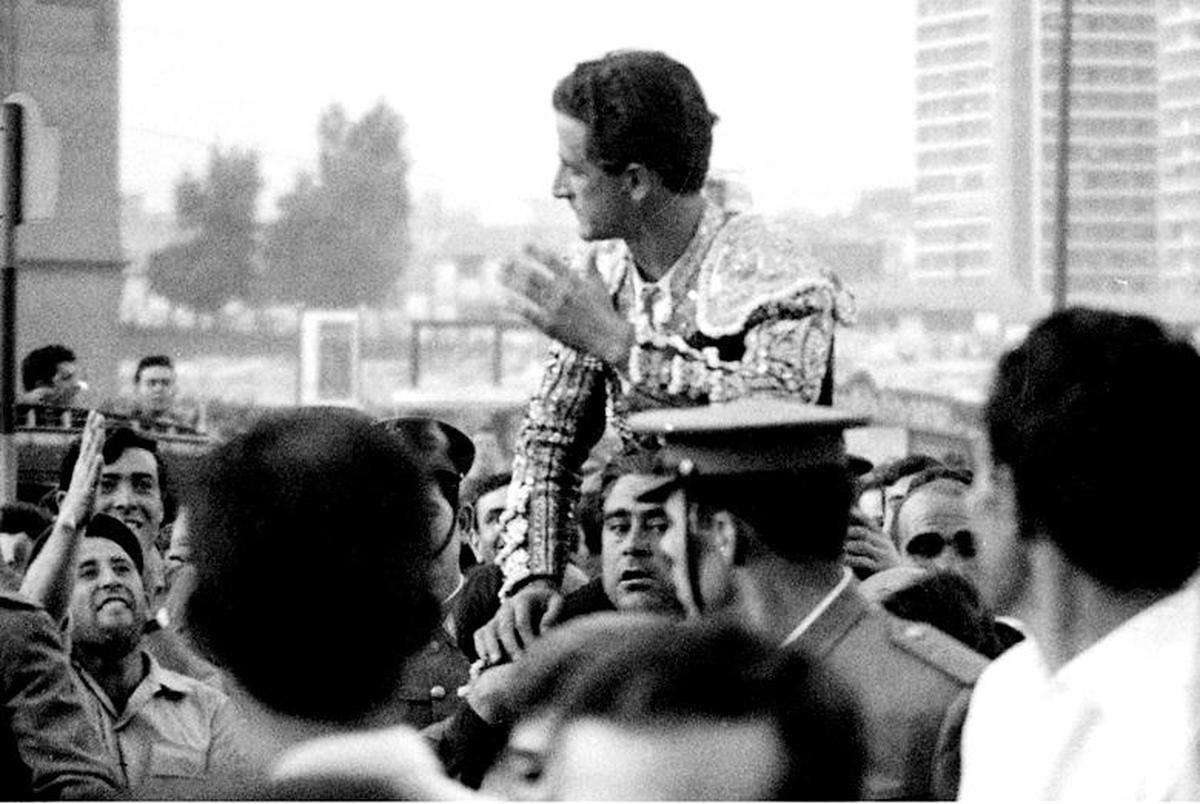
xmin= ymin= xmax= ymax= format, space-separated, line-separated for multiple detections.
xmin=1052 ymin=0 xmax=1075 ymax=311
xmin=0 ymin=100 xmax=22 ymax=504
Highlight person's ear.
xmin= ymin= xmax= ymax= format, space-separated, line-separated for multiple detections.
xmin=989 ymin=464 xmax=1024 ymax=538
xmin=708 ymin=510 xmax=740 ymax=566
xmin=623 ymin=163 xmax=655 ymax=203
xmin=455 ymin=505 xmax=474 ymax=539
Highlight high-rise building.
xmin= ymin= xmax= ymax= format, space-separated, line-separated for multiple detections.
xmin=1160 ymin=0 xmax=1200 ymax=291
xmin=913 ymin=0 xmax=1158 ymax=302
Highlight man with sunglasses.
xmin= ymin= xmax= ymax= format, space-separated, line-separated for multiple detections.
xmin=891 ymin=467 xmax=980 ymax=588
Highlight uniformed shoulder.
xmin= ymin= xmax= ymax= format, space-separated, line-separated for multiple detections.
xmin=698 ymin=212 xmax=844 ymax=337
xmin=886 ymin=616 xmax=989 ymax=686
xmin=711 ymin=211 xmax=815 ymax=260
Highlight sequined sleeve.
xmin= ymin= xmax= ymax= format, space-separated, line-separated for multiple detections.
xmin=624 ymin=283 xmax=844 ymax=405
xmin=495 ymin=342 xmax=609 ymax=595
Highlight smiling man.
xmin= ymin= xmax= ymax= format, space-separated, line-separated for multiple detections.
xmin=91 ymin=428 xmax=166 ymax=553
xmin=26 ymin=511 xmax=252 ymax=798
xmin=61 ymin=426 xmax=171 ymax=613
xmin=66 ymin=515 xmax=251 ymax=798
xmin=25 ymin=418 xmax=224 ymax=689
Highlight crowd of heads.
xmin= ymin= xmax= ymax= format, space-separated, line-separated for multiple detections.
xmin=6 ymin=304 xmax=1195 ymax=799
xmin=4 ymin=42 xmax=1200 ymax=800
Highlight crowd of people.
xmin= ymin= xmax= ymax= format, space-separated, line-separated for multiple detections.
xmin=18 ymin=347 xmax=200 ymax=434
xmin=0 ymin=47 xmax=1197 ymax=801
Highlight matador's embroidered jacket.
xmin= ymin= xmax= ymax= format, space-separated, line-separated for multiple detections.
xmin=496 ymin=201 xmax=854 ymax=593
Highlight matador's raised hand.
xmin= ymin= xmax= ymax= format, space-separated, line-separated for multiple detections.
xmin=502 ymin=245 xmax=634 ymax=368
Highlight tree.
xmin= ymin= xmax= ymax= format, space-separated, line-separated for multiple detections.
xmin=147 ymin=146 xmax=263 ymax=312
xmin=264 ymin=102 xmax=411 ymax=307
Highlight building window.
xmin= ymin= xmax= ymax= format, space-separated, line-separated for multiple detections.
xmin=917 ymin=41 xmax=990 ymax=68
xmin=917 ymin=92 xmax=991 ymax=118
xmin=918 ymin=145 xmax=991 ymax=169
xmin=917 ymin=14 xmax=990 ymax=42
xmin=917 ymin=66 xmax=990 ymax=93
xmin=917 ymin=118 xmax=991 ymax=143
xmin=918 ymin=0 xmax=987 ymax=15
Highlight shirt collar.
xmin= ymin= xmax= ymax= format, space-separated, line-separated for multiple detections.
xmin=142 ymin=649 xmax=191 ymax=698
xmin=1053 ymin=581 xmax=1200 ymax=709
xmin=780 ymin=567 xmax=855 ymax=648
xmin=625 ymin=198 xmax=724 ymax=286
xmin=77 ymin=649 xmax=191 ymax=719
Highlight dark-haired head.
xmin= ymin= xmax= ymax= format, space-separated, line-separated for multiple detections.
xmin=134 ymin=354 xmax=174 ymax=384
xmin=985 ymin=307 xmax=1200 ymax=592
xmin=183 ymin=408 xmax=441 ymax=724
xmin=0 ymin=502 xmax=51 ymax=541
xmin=58 ymin=424 xmax=176 ymax=532
xmin=553 ymin=50 xmax=717 ymax=195
xmin=21 ymin=344 xmax=75 ymax=392
xmin=513 ymin=616 xmax=864 ymax=800
xmin=694 ymin=465 xmax=853 ymax=564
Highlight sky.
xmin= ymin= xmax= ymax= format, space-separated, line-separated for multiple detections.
xmin=120 ymin=0 xmax=917 ymax=224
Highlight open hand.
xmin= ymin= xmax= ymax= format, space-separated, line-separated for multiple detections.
xmin=502 ymin=246 xmax=633 ymax=366
xmin=59 ymin=411 xmax=106 ymax=530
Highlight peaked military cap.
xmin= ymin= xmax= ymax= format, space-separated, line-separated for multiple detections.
xmin=373 ymin=416 xmax=475 ymax=480
xmin=628 ymin=397 xmax=869 ymax=477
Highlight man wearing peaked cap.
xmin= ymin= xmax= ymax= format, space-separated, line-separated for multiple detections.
xmin=372 ymin=417 xmax=484 ymax=729
xmin=375 ymin=417 xmax=476 ymax=486
xmin=629 ymin=397 xmax=988 ymax=800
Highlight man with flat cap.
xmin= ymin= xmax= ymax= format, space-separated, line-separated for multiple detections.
xmin=629 ymin=397 xmax=988 ymax=800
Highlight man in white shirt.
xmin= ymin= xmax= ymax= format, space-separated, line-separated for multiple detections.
xmin=959 ymin=307 xmax=1200 ymax=800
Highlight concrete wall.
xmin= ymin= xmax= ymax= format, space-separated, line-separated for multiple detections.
xmin=4 ymin=0 xmax=123 ymax=399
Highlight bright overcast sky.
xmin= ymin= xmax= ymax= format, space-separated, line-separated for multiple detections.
xmin=120 ymin=0 xmax=916 ymax=223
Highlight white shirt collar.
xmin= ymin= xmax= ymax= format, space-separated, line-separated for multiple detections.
xmin=780 ymin=567 xmax=854 ymax=648
xmin=1054 ymin=580 xmax=1200 ymax=710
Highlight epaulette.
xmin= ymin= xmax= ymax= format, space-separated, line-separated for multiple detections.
xmin=887 ymin=616 xmax=989 ymax=686
xmin=0 ymin=589 xmax=41 ymax=611
xmin=696 ymin=215 xmax=840 ymax=338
